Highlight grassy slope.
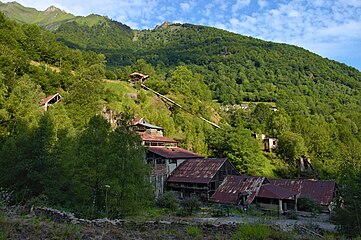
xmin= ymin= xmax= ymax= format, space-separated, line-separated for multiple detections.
xmin=0 ymin=2 xmax=108 ymax=30
xmin=103 ymin=80 xmax=221 ymax=145
xmin=0 ymin=2 xmax=74 ymax=27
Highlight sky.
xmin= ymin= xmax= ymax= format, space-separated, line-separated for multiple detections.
xmin=3 ymin=0 xmax=361 ymax=71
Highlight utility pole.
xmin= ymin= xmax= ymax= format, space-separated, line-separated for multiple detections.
xmin=105 ymin=184 xmax=110 ymax=218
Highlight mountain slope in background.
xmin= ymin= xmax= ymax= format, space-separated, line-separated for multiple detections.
xmin=0 ymin=1 xmax=75 ymax=29
xmin=0 ymin=1 xmax=119 ymax=30
xmin=1 ymin=2 xmax=361 ymax=115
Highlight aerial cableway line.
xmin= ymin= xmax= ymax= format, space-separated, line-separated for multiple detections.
xmin=130 ymin=72 xmax=220 ymax=129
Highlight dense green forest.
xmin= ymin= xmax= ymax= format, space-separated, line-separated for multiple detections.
xmin=0 ymin=12 xmax=152 ymax=218
xmin=0 ymin=3 xmax=361 ymax=234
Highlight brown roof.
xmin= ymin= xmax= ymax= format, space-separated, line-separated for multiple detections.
xmin=148 ymin=147 xmax=204 ymax=159
xmin=131 ymin=117 xmax=144 ymax=125
xmin=210 ymin=176 xmax=267 ymax=205
xmin=270 ymin=179 xmax=337 ymax=205
xmin=167 ymin=158 xmax=227 ymax=184
xmin=139 ymin=132 xmax=177 ymax=143
xmin=258 ymin=184 xmax=298 ymax=200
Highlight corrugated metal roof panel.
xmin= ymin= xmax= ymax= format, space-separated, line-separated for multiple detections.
xmin=210 ymin=175 xmax=266 ymax=205
xmin=270 ymin=179 xmax=336 ymax=205
xmin=148 ymin=147 xmax=204 ymax=159
xmin=167 ymin=158 xmax=227 ymax=184
xmin=258 ymin=184 xmax=298 ymax=200
xmin=139 ymin=122 xmax=163 ymax=130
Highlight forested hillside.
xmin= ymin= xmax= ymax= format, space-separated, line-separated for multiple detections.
xmin=0 ymin=3 xmax=361 ymax=232
xmin=51 ymin=13 xmax=361 ymax=179
xmin=0 ymin=12 xmax=152 ymax=218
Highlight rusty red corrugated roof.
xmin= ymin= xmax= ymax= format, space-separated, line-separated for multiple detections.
xmin=270 ymin=179 xmax=337 ymax=205
xmin=148 ymin=147 xmax=204 ymax=159
xmin=167 ymin=158 xmax=227 ymax=184
xmin=258 ymin=184 xmax=298 ymax=200
xmin=210 ymin=175 xmax=267 ymax=205
xmin=139 ymin=132 xmax=177 ymax=143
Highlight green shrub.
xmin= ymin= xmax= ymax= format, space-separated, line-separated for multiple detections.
xmin=181 ymin=197 xmax=200 ymax=216
xmin=232 ymin=224 xmax=271 ymax=240
xmin=156 ymin=191 xmax=179 ymax=212
xmin=211 ymin=207 xmax=227 ymax=217
xmin=187 ymin=225 xmax=202 ymax=239
xmin=297 ymin=198 xmax=322 ymax=213
xmin=27 ymin=194 xmax=49 ymax=207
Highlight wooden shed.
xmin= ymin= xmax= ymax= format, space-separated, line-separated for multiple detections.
xmin=167 ymin=158 xmax=239 ymax=200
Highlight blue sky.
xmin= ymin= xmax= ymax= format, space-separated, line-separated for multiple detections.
xmin=3 ymin=0 xmax=361 ymax=71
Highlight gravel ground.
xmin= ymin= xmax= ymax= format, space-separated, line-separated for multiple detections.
xmin=193 ymin=214 xmax=336 ymax=232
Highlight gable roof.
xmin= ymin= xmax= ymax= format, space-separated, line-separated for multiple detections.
xmin=258 ymin=184 xmax=298 ymax=200
xmin=210 ymin=175 xmax=268 ymax=205
xmin=147 ymin=147 xmax=204 ymax=159
xmin=167 ymin=158 xmax=228 ymax=184
xmin=40 ymin=93 xmax=62 ymax=105
xmin=132 ymin=117 xmax=163 ymax=130
xmin=270 ymin=179 xmax=337 ymax=205
xmin=130 ymin=72 xmax=149 ymax=80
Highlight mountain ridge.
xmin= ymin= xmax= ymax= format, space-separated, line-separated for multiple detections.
xmin=1 ymin=2 xmax=360 ymax=109
xmin=0 ymin=1 xmax=114 ymax=30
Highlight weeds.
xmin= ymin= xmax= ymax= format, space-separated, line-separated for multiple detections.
xmin=0 ymin=230 xmax=7 ymax=240
xmin=50 ymin=223 xmax=81 ymax=239
xmin=232 ymin=224 xmax=271 ymax=240
xmin=187 ymin=225 xmax=202 ymax=239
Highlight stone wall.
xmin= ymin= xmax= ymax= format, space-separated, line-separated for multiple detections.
xmin=32 ymin=207 xmax=238 ymax=235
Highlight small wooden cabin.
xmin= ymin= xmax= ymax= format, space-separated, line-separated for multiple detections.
xmin=167 ymin=158 xmax=239 ymax=200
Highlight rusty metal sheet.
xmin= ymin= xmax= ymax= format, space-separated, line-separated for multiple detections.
xmin=270 ymin=179 xmax=336 ymax=205
xmin=147 ymin=147 xmax=204 ymax=159
xmin=210 ymin=176 xmax=266 ymax=205
xmin=258 ymin=184 xmax=298 ymax=200
xmin=167 ymin=158 xmax=227 ymax=184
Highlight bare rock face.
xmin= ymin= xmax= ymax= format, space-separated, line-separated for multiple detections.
xmin=44 ymin=5 xmax=62 ymax=12
xmin=128 ymin=93 xmax=138 ymax=99
xmin=154 ymin=21 xmax=185 ymax=31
